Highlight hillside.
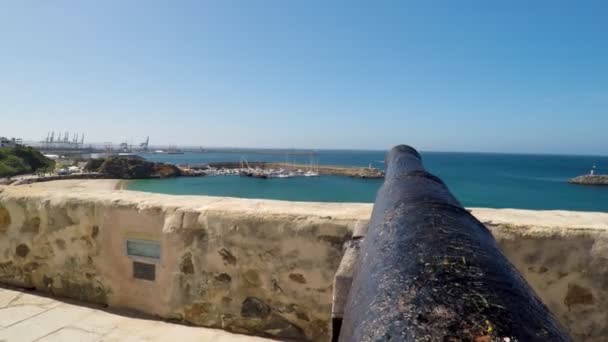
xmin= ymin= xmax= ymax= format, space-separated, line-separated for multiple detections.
xmin=0 ymin=146 xmax=55 ymax=177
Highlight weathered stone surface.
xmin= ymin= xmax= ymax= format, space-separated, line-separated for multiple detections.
xmin=241 ymin=297 xmax=271 ymax=319
xmin=180 ymin=252 xmax=194 ymax=274
xmin=20 ymin=216 xmax=40 ymax=233
xmin=15 ymin=244 xmax=30 ymax=258
xmin=288 ymin=273 xmax=306 ymax=284
xmin=184 ymin=302 xmax=213 ymax=320
xmin=0 ymin=180 xmax=368 ymax=341
xmin=0 ymin=206 xmax=10 ymax=232
xmin=565 ymin=283 xmax=595 ymax=308
xmin=295 ymin=310 xmax=310 ymax=322
xmin=243 ymin=269 xmax=261 ymax=287
xmin=218 ymin=248 xmax=237 ymax=265
xmin=261 ymin=314 xmax=305 ymax=340
xmin=58 ymin=278 xmax=108 ymax=305
xmin=42 ymin=275 xmax=53 ymax=288
xmin=215 ymin=273 xmax=231 ymax=284
xmin=474 ymin=208 xmax=608 ymax=342
xmin=331 ymin=239 xmax=360 ymax=319
xmin=55 ymin=238 xmax=66 ymax=250
xmin=91 ymin=225 xmax=99 ymax=239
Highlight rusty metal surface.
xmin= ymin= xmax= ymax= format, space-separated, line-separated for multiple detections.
xmin=339 ymin=145 xmax=570 ymax=341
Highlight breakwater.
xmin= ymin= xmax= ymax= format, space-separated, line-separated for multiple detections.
xmin=205 ymin=162 xmax=384 ymax=179
xmin=570 ymin=174 xmax=608 ymax=185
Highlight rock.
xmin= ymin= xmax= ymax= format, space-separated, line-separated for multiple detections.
xmin=569 ymin=174 xmax=608 ymax=185
xmin=20 ymin=216 xmax=40 ymax=233
xmin=43 ymin=275 xmax=54 ymax=288
xmin=84 ymin=156 xmax=181 ymax=179
xmin=243 ymin=269 xmax=261 ymax=287
xmin=55 ymin=239 xmax=66 ymax=250
xmin=295 ymin=310 xmax=310 ymax=322
xmin=180 ymin=252 xmax=194 ymax=274
xmin=0 ymin=205 xmax=10 ymax=232
xmin=218 ymin=248 xmax=237 ymax=265
xmin=241 ymin=297 xmax=271 ymax=318
xmin=58 ymin=277 xmax=108 ymax=305
xmin=215 ymin=273 xmax=231 ymax=284
xmin=261 ymin=314 xmax=306 ymax=340
xmin=565 ymin=283 xmax=594 ymax=308
xmin=15 ymin=244 xmax=30 ymax=258
xmin=288 ymin=273 xmax=306 ymax=284
xmin=183 ymin=302 xmax=213 ymax=322
xmin=91 ymin=225 xmax=100 ymax=239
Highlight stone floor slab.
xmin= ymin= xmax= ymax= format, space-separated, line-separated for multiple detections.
xmin=0 ymin=287 xmax=275 ymax=342
xmin=9 ymin=293 xmax=59 ymax=309
xmin=0 ymin=291 xmax=21 ymax=309
xmin=68 ymin=310 xmax=124 ymax=335
xmin=0 ymin=304 xmax=95 ymax=341
xmin=0 ymin=305 xmax=47 ymax=328
xmin=37 ymin=327 xmax=101 ymax=342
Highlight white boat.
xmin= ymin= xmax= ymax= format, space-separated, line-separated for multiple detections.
xmin=266 ymin=168 xmax=294 ymax=178
xmin=304 ymin=154 xmax=320 ymax=177
xmin=304 ymin=170 xmax=319 ymax=177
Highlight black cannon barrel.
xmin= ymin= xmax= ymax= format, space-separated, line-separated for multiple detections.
xmin=339 ymin=145 xmax=570 ymax=341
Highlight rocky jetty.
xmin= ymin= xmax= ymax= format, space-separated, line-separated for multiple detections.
xmin=569 ymin=174 xmax=608 ymax=186
xmin=85 ymin=156 xmax=181 ymax=179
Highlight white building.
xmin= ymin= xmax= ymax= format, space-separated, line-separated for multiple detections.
xmin=0 ymin=137 xmax=13 ymax=148
xmin=0 ymin=137 xmax=23 ymax=148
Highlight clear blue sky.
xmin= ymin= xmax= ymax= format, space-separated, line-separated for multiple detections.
xmin=1 ymin=1 xmax=607 ymax=154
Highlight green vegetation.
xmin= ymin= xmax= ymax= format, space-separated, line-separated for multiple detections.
xmin=0 ymin=145 xmax=55 ymax=177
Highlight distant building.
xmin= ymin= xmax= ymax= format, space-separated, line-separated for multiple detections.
xmin=0 ymin=137 xmax=23 ymax=148
xmin=0 ymin=137 xmax=13 ymax=148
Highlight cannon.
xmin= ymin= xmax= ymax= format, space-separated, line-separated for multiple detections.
xmin=338 ymin=145 xmax=570 ymax=341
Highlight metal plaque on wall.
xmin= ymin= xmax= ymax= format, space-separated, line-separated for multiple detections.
xmin=126 ymin=239 xmax=161 ymax=260
xmin=133 ymin=261 xmax=155 ymax=281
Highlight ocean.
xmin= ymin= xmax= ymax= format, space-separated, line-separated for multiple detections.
xmin=127 ymin=150 xmax=608 ymax=212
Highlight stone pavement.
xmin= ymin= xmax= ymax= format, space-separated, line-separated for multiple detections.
xmin=0 ymin=286 xmax=274 ymax=342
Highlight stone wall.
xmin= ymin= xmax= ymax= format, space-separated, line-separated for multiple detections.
xmin=1 ymin=182 xmax=608 ymax=341
xmin=332 ymin=208 xmax=608 ymax=342
xmin=474 ymin=208 xmax=608 ymax=342
xmin=0 ymin=183 xmax=370 ymax=341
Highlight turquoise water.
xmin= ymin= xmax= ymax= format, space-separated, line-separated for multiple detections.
xmin=128 ymin=150 xmax=608 ymax=212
